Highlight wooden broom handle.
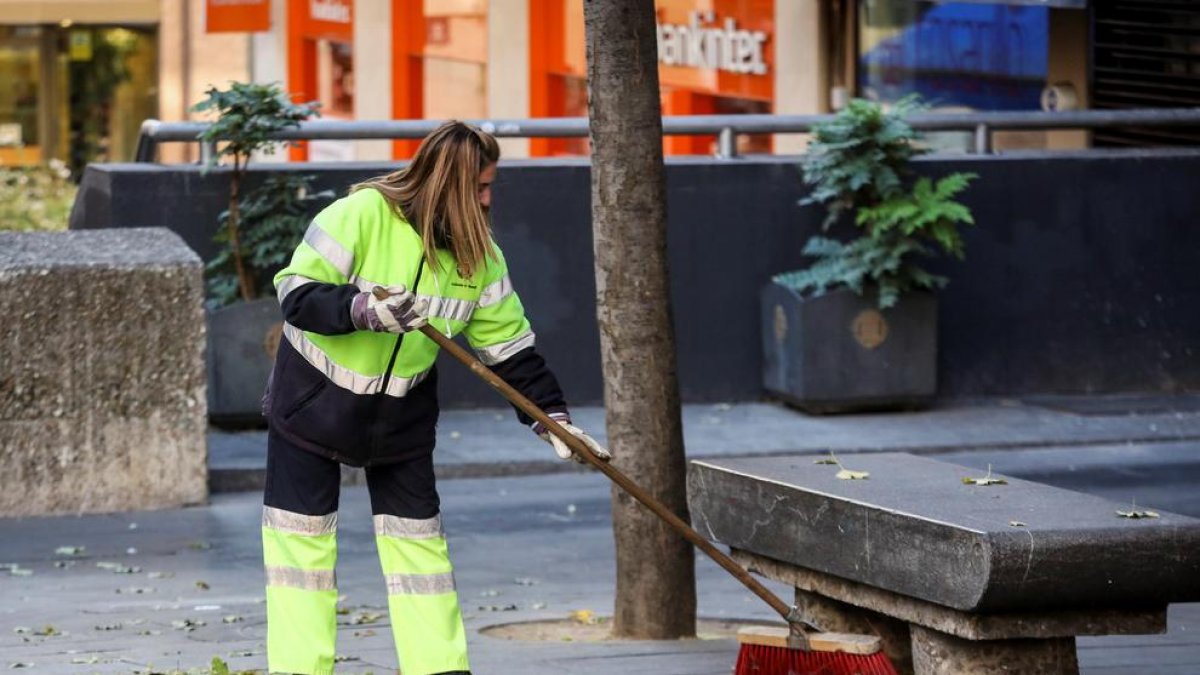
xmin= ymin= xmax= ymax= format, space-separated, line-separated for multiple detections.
xmin=416 ymin=322 xmax=796 ymax=622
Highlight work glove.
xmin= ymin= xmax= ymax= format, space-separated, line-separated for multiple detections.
xmin=350 ymin=285 xmax=428 ymax=334
xmin=533 ymin=412 xmax=612 ymax=464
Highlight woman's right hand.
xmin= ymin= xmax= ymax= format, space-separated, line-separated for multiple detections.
xmin=350 ymin=285 xmax=428 ymax=333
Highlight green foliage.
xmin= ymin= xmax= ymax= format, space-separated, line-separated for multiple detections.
xmin=206 ymin=173 xmax=335 ymax=307
xmin=190 ymin=82 xmax=319 ymax=302
xmin=191 ymin=82 xmax=319 ymax=170
xmin=780 ymin=98 xmax=977 ymax=308
xmin=800 ymin=96 xmax=923 ymax=229
xmin=0 ymin=161 xmax=78 ymax=232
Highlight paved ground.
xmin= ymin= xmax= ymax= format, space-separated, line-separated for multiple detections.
xmin=3 ymin=397 xmax=1199 ymax=674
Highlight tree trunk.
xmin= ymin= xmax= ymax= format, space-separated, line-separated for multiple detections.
xmin=583 ymin=0 xmax=696 ymax=640
xmin=229 ymin=163 xmax=256 ymax=302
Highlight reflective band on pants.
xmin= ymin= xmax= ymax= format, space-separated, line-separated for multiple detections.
xmin=376 ymin=525 xmax=469 ymax=674
xmin=263 ymin=507 xmax=338 ymax=675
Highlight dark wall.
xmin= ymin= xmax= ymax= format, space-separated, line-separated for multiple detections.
xmin=71 ymin=150 xmax=1200 ymax=405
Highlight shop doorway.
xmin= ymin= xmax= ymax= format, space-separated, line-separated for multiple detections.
xmin=0 ymin=24 xmax=157 ymax=177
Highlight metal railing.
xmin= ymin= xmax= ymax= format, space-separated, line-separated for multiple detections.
xmin=134 ymin=108 xmax=1200 ymax=163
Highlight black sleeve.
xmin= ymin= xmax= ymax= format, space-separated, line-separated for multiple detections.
xmin=280 ymin=282 xmax=362 ymax=335
xmin=489 ymin=346 xmax=568 ymax=426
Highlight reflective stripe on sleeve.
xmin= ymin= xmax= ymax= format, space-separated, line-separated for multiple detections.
xmin=276 ymin=274 xmax=319 ymax=304
xmin=283 ymin=323 xmax=430 ymax=397
xmin=478 ymin=275 xmax=514 ymax=307
xmin=373 ymin=514 xmax=444 ymax=540
xmin=303 ymin=222 xmax=355 ymax=280
xmin=475 ymin=331 xmax=536 ymax=366
xmin=385 ymin=571 xmax=457 ymax=596
xmin=265 ymin=565 xmax=337 ymax=591
xmin=262 ymin=506 xmax=337 ymax=536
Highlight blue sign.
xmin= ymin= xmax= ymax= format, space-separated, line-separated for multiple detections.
xmin=859 ymin=3 xmax=1049 ymax=111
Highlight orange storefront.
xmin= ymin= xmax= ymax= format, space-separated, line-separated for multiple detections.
xmin=270 ymin=0 xmax=776 ymax=160
xmin=531 ymin=0 xmax=774 ymax=156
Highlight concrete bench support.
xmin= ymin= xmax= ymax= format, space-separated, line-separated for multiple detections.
xmin=0 ymin=229 xmax=207 ymax=516
xmin=689 ymin=454 xmax=1200 ymax=675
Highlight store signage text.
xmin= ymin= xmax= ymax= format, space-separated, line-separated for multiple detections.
xmin=657 ymin=11 xmax=769 ymax=76
xmin=311 ymin=0 xmax=351 ymax=24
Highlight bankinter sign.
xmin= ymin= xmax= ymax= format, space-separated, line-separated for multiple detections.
xmin=656 ymin=11 xmax=769 ymax=76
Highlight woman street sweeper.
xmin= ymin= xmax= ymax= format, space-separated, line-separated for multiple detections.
xmin=260 ymin=120 xmax=610 ymax=675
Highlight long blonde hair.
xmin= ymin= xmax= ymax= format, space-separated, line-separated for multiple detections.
xmin=353 ymin=120 xmax=500 ymax=279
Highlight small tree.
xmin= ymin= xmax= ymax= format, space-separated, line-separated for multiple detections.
xmin=191 ymin=83 xmax=319 ymax=302
xmin=206 ymin=173 xmax=335 ymax=306
xmin=775 ymin=98 xmax=977 ymax=308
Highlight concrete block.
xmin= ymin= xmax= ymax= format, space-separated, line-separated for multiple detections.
xmin=688 ymin=454 xmax=1200 ymax=612
xmin=0 ymin=228 xmax=207 ymax=516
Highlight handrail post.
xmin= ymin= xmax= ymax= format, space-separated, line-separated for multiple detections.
xmin=199 ymin=140 xmax=217 ymax=165
xmin=973 ymin=124 xmax=992 ymax=154
xmin=716 ymin=127 xmax=738 ymax=159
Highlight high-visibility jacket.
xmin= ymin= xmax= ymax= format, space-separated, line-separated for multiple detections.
xmin=265 ymin=187 xmax=566 ymax=466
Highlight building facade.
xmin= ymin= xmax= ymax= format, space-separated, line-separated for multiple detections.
xmin=4 ymin=1 xmax=1151 ymax=168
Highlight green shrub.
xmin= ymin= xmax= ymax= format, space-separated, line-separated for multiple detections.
xmin=0 ymin=160 xmax=78 ymax=232
xmin=206 ymin=173 xmax=334 ymax=307
xmin=775 ymin=98 xmax=976 ymax=308
xmin=192 ymin=81 xmax=320 ymax=302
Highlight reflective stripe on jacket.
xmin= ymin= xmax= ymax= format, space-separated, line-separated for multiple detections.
xmin=264 ymin=187 xmax=566 ymax=466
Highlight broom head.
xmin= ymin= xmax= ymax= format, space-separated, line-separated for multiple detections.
xmin=735 ymin=625 xmax=899 ymax=675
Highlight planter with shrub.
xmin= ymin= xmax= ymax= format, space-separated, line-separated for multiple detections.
xmin=762 ymin=98 xmax=976 ymax=413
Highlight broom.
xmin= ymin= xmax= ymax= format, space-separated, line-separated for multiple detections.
xmin=381 ymin=288 xmax=898 ymax=674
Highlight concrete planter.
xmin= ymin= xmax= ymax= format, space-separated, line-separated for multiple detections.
xmin=761 ymin=283 xmax=937 ymax=413
xmin=206 ymin=298 xmax=282 ymax=426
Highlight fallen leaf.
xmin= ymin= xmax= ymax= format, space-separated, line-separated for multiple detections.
xmin=813 ymin=458 xmax=838 ymax=465
xmin=196 ymin=580 xmax=211 ymax=590
xmin=1116 ymin=499 xmax=1159 ymax=519
xmin=334 ymin=656 xmax=360 ymax=663
xmin=836 ymin=469 xmax=870 ymax=480
xmin=1117 ymin=509 xmax=1160 ymax=519
xmin=513 ymin=577 xmax=537 ymax=586
xmin=8 ymin=662 xmax=34 ymax=669
xmin=171 ymin=618 xmax=206 ymax=631
xmin=963 ymin=465 xmax=1008 ymax=486
xmin=32 ymin=625 xmax=60 ymax=637
xmin=55 ymin=546 xmax=86 ymax=556
xmin=569 ymin=609 xmax=596 ymax=624
xmin=1009 ymin=521 xmax=1027 ymax=528
xmin=222 ymin=615 xmax=243 ymax=624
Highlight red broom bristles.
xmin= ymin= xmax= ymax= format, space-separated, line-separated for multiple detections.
xmin=734 ymin=643 xmax=900 ymax=675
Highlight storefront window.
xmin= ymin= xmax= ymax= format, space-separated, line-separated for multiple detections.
xmin=0 ymin=24 xmax=157 ymax=174
xmin=322 ymin=39 xmax=354 ymax=118
xmin=0 ymin=26 xmax=42 ymax=166
xmin=422 ymin=0 xmax=487 ymax=120
xmin=858 ymin=1 xmax=1048 ymax=111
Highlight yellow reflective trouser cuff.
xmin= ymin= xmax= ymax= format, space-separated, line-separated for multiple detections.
xmin=377 ymin=530 xmax=469 ymax=675
xmin=263 ymin=513 xmax=338 ymax=675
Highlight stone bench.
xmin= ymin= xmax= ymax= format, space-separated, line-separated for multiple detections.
xmin=687 ymin=453 xmax=1200 ymax=675
xmin=0 ymin=228 xmax=207 ymax=516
